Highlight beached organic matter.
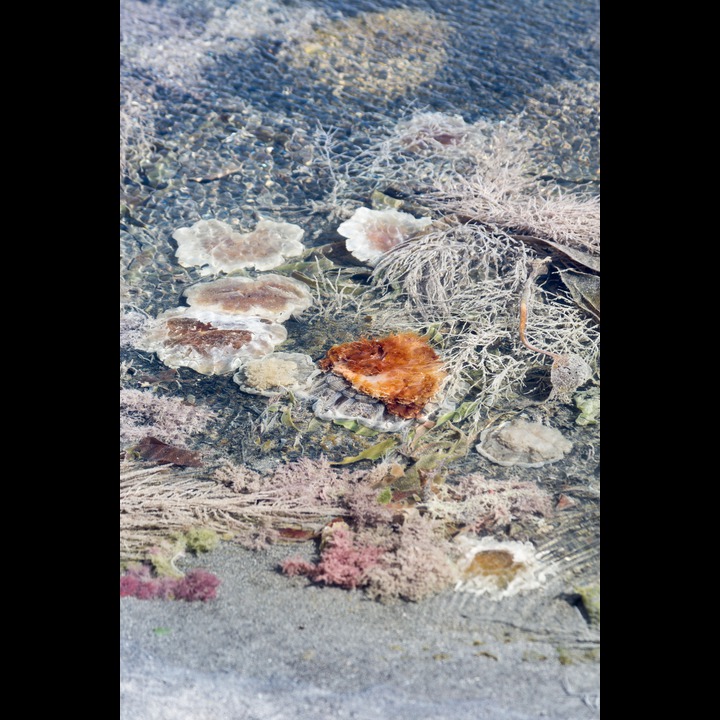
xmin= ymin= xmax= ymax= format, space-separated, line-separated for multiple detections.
xmin=319 ymin=332 xmax=446 ymax=419
xmin=121 ymin=0 xmax=600 ymax=613
xmin=476 ymin=419 xmax=573 ymax=468
xmin=234 ymin=352 xmax=319 ymax=397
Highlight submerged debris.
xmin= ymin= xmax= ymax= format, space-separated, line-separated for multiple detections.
xmin=131 ymin=436 xmax=202 ymax=467
xmin=519 ymin=259 xmax=593 ymax=402
xmin=558 ymin=269 xmax=600 ymax=322
xmin=476 ymin=418 xmax=573 ymax=468
xmin=121 ymin=63 xmax=600 ymax=603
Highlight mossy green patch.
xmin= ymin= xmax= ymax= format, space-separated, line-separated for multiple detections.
xmin=574 ymin=386 xmax=600 ymax=426
xmin=184 ymin=528 xmax=220 ymax=554
xmin=332 ymin=437 xmax=398 ymax=464
xmin=146 ymin=528 xmax=221 ymax=577
xmin=376 ymin=487 xmax=393 ymax=504
xmin=574 ymin=583 xmax=600 ymax=626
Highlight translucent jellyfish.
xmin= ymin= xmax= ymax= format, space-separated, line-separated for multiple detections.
xmin=233 ymin=352 xmax=319 ymax=397
xmin=183 ymin=274 xmax=313 ymax=323
xmin=337 ymin=208 xmax=433 ymax=266
xmin=139 ymin=307 xmax=287 ymax=375
xmin=453 ymin=535 xmax=549 ymax=599
xmin=394 ymin=112 xmax=471 ymax=154
xmin=318 ymin=332 xmax=445 ymax=419
xmin=172 ymin=218 xmax=305 ymax=274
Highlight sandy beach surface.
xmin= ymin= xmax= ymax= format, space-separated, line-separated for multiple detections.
xmin=121 ymin=541 xmax=599 ymax=719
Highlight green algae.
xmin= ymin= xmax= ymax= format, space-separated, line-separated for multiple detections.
xmin=184 ymin=528 xmax=220 ymax=554
xmin=574 ymin=387 xmax=600 ymax=426
xmin=332 ymin=437 xmax=398 ymax=465
xmin=376 ymin=487 xmax=393 ymax=505
xmin=146 ymin=528 xmax=221 ymax=578
xmin=574 ymin=583 xmax=600 ymax=627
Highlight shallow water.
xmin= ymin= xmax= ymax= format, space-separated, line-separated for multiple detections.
xmin=121 ymin=0 xmax=599 ymax=293
xmin=120 ymin=2 xmax=600 ymax=713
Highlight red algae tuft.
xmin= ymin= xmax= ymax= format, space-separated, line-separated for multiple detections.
xmin=318 ymin=332 xmax=445 ymax=419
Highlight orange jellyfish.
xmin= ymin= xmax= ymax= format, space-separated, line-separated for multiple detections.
xmin=318 ymin=332 xmax=445 ymax=419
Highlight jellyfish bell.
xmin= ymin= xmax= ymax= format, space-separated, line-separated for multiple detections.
xmin=139 ymin=307 xmax=287 ymax=376
xmin=476 ymin=418 xmax=573 ymax=468
xmin=395 ymin=111 xmax=471 ymax=154
xmin=336 ymin=208 xmax=433 ymax=266
xmin=318 ymin=332 xmax=446 ymax=420
xmin=172 ymin=218 xmax=305 ymax=274
xmin=233 ymin=352 xmax=319 ymax=397
xmin=452 ymin=535 xmax=550 ymax=599
xmin=183 ymin=274 xmax=313 ymax=323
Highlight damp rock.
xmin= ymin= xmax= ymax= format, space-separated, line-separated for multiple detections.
xmin=140 ymin=308 xmax=287 ymax=375
xmin=476 ymin=418 xmax=572 ymax=468
xmin=184 ymin=274 xmax=313 ymax=323
xmin=233 ymin=352 xmax=319 ymax=397
xmin=172 ymin=218 xmax=305 ymax=274
xmin=453 ymin=535 xmax=549 ymax=599
xmin=337 ymin=208 xmax=433 ymax=266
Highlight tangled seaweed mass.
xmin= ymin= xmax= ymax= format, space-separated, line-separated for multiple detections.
xmin=318 ymin=332 xmax=446 ymax=419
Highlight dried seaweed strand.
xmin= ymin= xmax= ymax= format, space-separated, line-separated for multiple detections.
xmin=518 ymin=258 xmax=557 ymax=359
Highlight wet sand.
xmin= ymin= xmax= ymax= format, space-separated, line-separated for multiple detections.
xmin=121 ymin=541 xmax=599 ymax=719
